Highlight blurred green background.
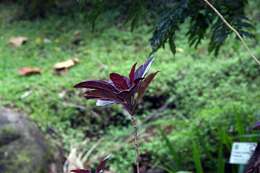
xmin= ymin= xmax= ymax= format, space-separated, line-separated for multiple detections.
xmin=0 ymin=1 xmax=260 ymax=173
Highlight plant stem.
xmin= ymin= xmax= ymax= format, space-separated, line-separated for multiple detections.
xmin=131 ymin=117 xmax=140 ymax=173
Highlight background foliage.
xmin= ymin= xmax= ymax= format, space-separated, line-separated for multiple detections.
xmin=9 ymin=0 xmax=256 ymax=55
xmin=0 ymin=1 xmax=259 ymax=173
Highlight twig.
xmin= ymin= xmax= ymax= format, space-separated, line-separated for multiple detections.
xmin=202 ymin=0 xmax=260 ymax=65
xmin=143 ymin=99 xmax=171 ymax=123
xmin=62 ymin=102 xmax=86 ymax=111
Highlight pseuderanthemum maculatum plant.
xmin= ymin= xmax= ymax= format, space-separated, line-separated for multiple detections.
xmin=74 ymin=56 xmax=158 ymax=173
xmin=74 ymin=57 xmax=158 ymax=115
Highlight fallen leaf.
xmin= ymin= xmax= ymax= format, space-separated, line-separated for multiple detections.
xmin=18 ymin=67 xmax=41 ymax=76
xmin=176 ymin=47 xmax=184 ymax=53
xmin=9 ymin=36 xmax=28 ymax=47
xmin=54 ymin=58 xmax=79 ymax=71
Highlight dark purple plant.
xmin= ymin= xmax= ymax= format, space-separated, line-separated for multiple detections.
xmin=74 ymin=57 xmax=158 ymax=115
xmin=74 ymin=57 xmax=157 ymax=173
xmin=71 ymin=169 xmax=90 ymax=173
xmin=71 ymin=156 xmax=108 ymax=173
xmin=253 ymin=121 xmax=260 ymax=130
xmin=244 ymin=121 xmax=260 ymax=173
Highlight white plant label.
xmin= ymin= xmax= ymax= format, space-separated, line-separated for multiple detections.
xmin=229 ymin=142 xmax=257 ymax=165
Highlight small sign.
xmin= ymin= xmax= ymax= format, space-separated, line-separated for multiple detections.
xmin=229 ymin=142 xmax=257 ymax=165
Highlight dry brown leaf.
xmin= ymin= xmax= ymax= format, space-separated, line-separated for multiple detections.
xmin=18 ymin=67 xmax=41 ymax=76
xmin=9 ymin=36 xmax=28 ymax=47
xmin=54 ymin=58 xmax=79 ymax=71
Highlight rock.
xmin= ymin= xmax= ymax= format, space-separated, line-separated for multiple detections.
xmin=0 ymin=108 xmax=63 ymax=173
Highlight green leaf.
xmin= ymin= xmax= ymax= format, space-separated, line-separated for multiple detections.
xmin=216 ymin=141 xmax=225 ymax=173
xmin=169 ymin=34 xmax=176 ymax=55
xmin=192 ymin=140 xmax=204 ymax=173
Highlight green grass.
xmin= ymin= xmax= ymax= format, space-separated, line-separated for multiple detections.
xmin=0 ymin=4 xmax=260 ymax=173
xmin=0 ymin=5 xmax=195 ymax=131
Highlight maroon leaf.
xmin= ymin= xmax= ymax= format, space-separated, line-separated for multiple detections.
xmin=117 ymin=85 xmax=140 ymax=115
xmin=74 ymin=80 xmax=119 ymax=93
xmin=84 ymin=89 xmax=121 ymax=103
xmin=129 ymin=63 xmax=137 ymax=84
xmin=110 ymin=73 xmax=129 ymax=90
xmin=71 ymin=169 xmax=91 ymax=173
xmin=96 ymin=161 xmax=106 ymax=173
xmin=74 ymin=56 xmax=157 ymax=116
xmin=134 ymin=57 xmax=154 ymax=79
xmin=137 ymin=72 xmax=158 ymax=101
xmin=96 ymin=155 xmax=110 ymax=173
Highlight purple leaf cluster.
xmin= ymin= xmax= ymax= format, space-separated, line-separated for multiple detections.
xmin=74 ymin=57 xmax=158 ymax=115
